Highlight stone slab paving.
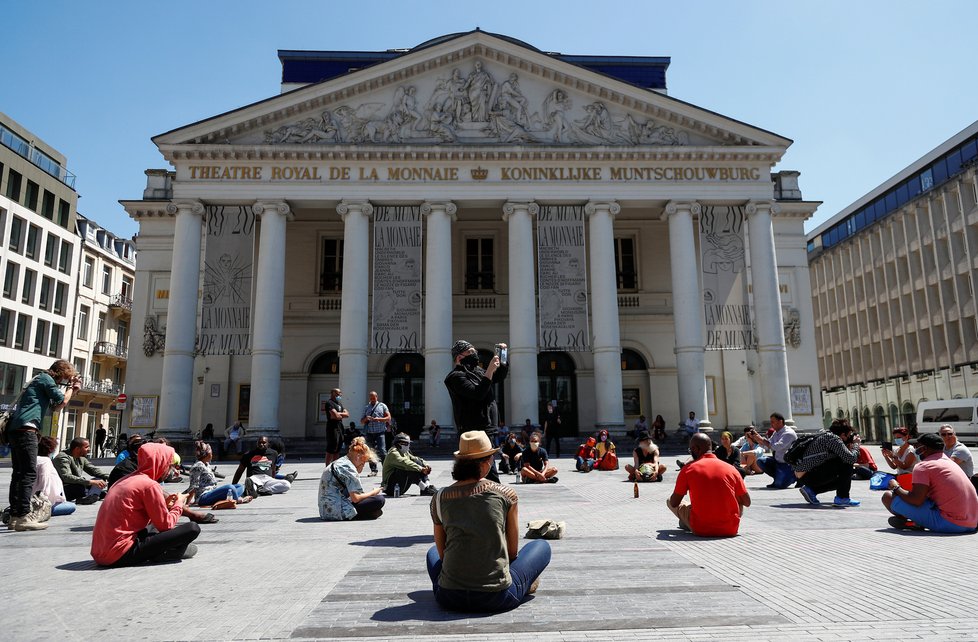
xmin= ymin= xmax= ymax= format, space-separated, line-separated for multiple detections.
xmin=1 ymin=445 xmax=977 ymax=641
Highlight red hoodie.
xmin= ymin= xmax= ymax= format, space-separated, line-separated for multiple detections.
xmin=91 ymin=443 xmax=184 ymax=565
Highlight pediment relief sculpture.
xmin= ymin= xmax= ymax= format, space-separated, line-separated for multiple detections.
xmin=262 ymin=61 xmax=693 ymax=147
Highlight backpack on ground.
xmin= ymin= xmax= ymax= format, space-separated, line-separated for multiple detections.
xmin=783 ymin=434 xmax=819 ymax=467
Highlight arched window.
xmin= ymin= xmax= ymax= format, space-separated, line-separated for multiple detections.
xmin=874 ymin=405 xmax=886 ymax=440
xmin=837 ymin=408 xmax=846 ymax=419
xmin=823 ymin=411 xmax=833 ymax=429
xmin=620 ymin=348 xmax=648 ymax=371
xmin=902 ymin=402 xmax=916 ymax=430
xmin=309 ymin=351 xmax=339 ymax=374
xmin=851 ymin=407 xmax=860 ymax=431
xmin=888 ymin=404 xmax=899 ymax=431
xmin=862 ymin=408 xmax=872 ymax=436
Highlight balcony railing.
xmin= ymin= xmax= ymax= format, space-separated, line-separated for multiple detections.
xmin=93 ymin=341 xmax=128 ymax=360
xmin=0 ymin=122 xmax=77 ymax=188
xmin=79 ymin=377 xmax=123 ymax=396
xmin=109 ymin=293 xmax=133 ymax=311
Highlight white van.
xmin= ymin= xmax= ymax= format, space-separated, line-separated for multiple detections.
xmin=916 ymin=400 xmax=978 ymax=445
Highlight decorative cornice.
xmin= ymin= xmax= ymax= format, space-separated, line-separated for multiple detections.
xmin=165 ymin=200 xmax=205 ymax=217
xmin=336 ymin=200 xmax=373 ymax=219
xmin=253 ymin=200 xmax=294 ymax=220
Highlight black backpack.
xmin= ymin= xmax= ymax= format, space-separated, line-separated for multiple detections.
xmin=783 ymin=434 xmax=819 ymax=466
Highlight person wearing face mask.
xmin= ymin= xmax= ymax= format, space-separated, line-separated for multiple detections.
xmin=668 ymin=433 xmax=751 ymax=536
xmin=499 ymin=434 xmax=523 ymax=474
xmin=382 ymin=433 xmax=437 ymax=496
xmin=575 ymin=436 xmax=598 ymax=472
xmin=5 ymin=359 xmax=80 ymax=531
xmin=882 ymin=433 xmax=978 ymax=533
xmin=324 ymin=388 xmax=349 ymax=467
xmin=881 ymin=427 xmax=917 ymax=475
xmin=626 ymin=432 xmax=666 ymax=482
xmin=594 ymin=429 xmax=619 ymax=471
xmin=445 ymin=339 xmax=508 ymax=482
xmin=520 ymin=435 xmax=558 ymax=483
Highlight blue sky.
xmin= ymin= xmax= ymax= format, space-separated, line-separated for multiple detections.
xmin=4 ymin=0 xmax=976 ymax=239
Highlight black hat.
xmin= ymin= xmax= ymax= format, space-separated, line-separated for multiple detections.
xmin=915 ymin=433 xmax=943 ymax=450
xmin=451 ymin=339 xmax=474 ymax=360
xmin=637 ymin=431 xmax=652 ymax=442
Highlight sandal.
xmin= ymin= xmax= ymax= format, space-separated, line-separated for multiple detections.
xmin=237 ymin=496 xmax=254 ymax=504
xmin=198 ymin=513 xmax=219 ymax=524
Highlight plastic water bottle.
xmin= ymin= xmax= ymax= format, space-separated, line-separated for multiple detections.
xmin=226 ymin=487 xmax=233 ymax=502
xmin=394 ymin=483 xmax=400 ymax=498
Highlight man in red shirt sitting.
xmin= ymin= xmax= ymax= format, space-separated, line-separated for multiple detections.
xmin=668 ymin=433 xmax=751 ymax=537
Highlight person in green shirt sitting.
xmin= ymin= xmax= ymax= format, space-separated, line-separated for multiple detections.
xmin=382 ymin=433 xmax=437 ymax=497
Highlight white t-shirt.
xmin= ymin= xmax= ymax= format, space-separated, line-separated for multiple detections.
xmin=945 ymin=442 xmax=974 ymax=478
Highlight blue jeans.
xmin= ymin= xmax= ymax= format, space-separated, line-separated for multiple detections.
xmin=758 ymin=456 xmax=795 ymax=488
xmin=197 ymin=484 xmax=244 ymax=506
xmin=366 ymin=432 xmax=386 ymax=473
xmin=576 ymin=457 xmax=595 ymax=471
xmin=890 ymin=496 xmax=977 ymax=534
xmin=426 ymin=540 xmax=551 ymax=612
xmin=52 ymin=501 xmax=76 ymax=516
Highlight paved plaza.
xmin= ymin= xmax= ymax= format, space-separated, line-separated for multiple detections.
xmin=2 ymin=444 xmax=978 ymax=641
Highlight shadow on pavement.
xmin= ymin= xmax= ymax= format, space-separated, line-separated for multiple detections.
xmin=295 ymin=517 xmax=325 ymax=523
xmin=55 ymin=560 xmax=108 ymax=571
xmin=654 ymin=529 xmax=705 ymax=541
xmin=70 ymin=526 xmax=94 ymax=532
xmin=370 ymin=590 xmax=503 ymax=622
xmin=350 ymin=534 xmax=433 ymax=547
xmin=769 ymin=503 xmax=826 ymax=509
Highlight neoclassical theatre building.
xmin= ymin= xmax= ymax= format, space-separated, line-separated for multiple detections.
xmin=122 ymin=31 xmax=822 ymax=441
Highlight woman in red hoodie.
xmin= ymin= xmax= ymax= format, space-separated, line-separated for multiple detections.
xmin=91 ymin=442 xmax=200 ymax=566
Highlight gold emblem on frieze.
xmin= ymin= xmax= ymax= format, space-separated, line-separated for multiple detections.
xmin=470 ymin=166 xmax=488 ymax=180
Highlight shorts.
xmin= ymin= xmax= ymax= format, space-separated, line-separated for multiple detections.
xmin=890 ymin=496 xmax=976 ymax=534
xmin=325 ymin=425 xmax=343 ymax=455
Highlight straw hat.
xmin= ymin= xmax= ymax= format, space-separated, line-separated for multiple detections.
xmin=454 ymin=431 xmax=499 ymax=459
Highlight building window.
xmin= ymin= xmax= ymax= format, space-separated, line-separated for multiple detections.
xmin=614 ymin=237 xmax=637 ymax=290
xmin=101 ymin=264 xmax=113 ymax=295
xmin=73 ymin=357 xmax=86 ymax=379
xmin=41 ymin=190 xmax=55 ymax=220
xmin=0 ymin=308 xmax=10 ymax=346
xmin=96 ymin=312 xmax=106 ymax=342
xmin=77 ymin=305 xmax=90 ymax=340
xmin=13 ymin=314 xmax=29 ymax=350
xmin=43 ymin=234 xmax=57 ymax=267
xmin=24 ymin=181 xmax=39 ymax=211
xmin=58 ymin=243 xmax=72 ymax=273
xmin=0 ymin=207 xmax=5 ymax=246
xmin=21 ymin=268 xmax=35 ymax=304
xmin=25 ymin=224 xmax=39 ymax=260
xmin=8 ymin=215 xmax=23 ymax=252
xmin=53 ymin=281 xmax=66 ymax=315
xmin=57 ymin=199 xmax=69 ymax=227
xmin=33 ymin=319 xmax=47 ymax=354
xmin=0 ymin=361 xmax=26 ymax=399
xmin=83 ymin=255 xmax=94 ymax=288
xmin=48 ymin=324 xmax=62 ymax=357
xmin=117 ymin=319 xmax=128 ymax=348
xmin=320 ymin=238 xmax=343 ymax=292
xmin=920 ymin=168 xmax=934 ymax=192
xmin=5 ymin=169 xmax=22 ymax=201
xmin=121 ymin=275 xmax=133 ymax=299
xmin=465 ymin=238 xmax=494 ymax=291
xmin=2 ymin=262 xmax=18 ymax=299
xmin=38 ymin=276 xmax=51 ymax=311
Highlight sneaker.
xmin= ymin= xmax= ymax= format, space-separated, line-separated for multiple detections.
xmin=547 ymin=476 xmax=559 ymax=483
xmin=887 ymin=516 xmax=911 ymax=530
xmin=420 ymin=486 xmax=437 ymax=496
xmin=76 ymin=494 xmax=99 ymax=505
xmin=799 ymin=486 xmax=820 ymax=505
xmin=676 ymin=459 xmax=685 ymax=470
xmin=367 ymin=470 xmax=378 ymax=477
xmin=833 ymin=497 xmax=860 ymax=507
xmin=181 ymin=543 xmax=198 ymax=559
xmin=528 ymin=578 xmax=541 ymax=594
xmin=285 ymin=471 xmax=298 ymax=484
xmin=10 ymin=515 xmax=49 ymax=531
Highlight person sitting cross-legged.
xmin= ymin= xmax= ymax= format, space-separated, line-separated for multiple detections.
xmin=520 ymin=433 xmax=558 ymax=483
xmin=232 ymin=436 xmax=297 ymax=497
xmin=882 ymin=432 xmax=978 ymax=533
xmin=426 ymin=431 xmax=551 ymax=613
xmin=575 ymin=436 xmax=598 ymax=472
xmin=667 ymin=433 xmax=751 ymax=537
xmin=53 ymin=437 xmax=109 ymax=505
xmin=318 ymin=436 xmax=385 ymax=521
xmin=32 ymin=437 xmax=76 ymax=516
xmin=188 ymin=441 xmax=252 ymax=506
xmin=383 ymin=433 xmax=437 ymax=497
xmin=625 ymin=432 xmax=667 ymax=482
xmin=91 ymin=443 xmax=201 ymax=567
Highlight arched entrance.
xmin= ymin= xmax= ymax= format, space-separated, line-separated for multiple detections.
xmin=537 ymin=352 xmax=577 ymax=436
xmin=307 ymin=351 xmax=339 ymax=438
xmin=621 ymin=348 xmax=649 ymax=420
xmin=384 ymin=353 xmax=424 ymax=439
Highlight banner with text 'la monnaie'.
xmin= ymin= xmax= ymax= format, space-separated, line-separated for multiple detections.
xmin=537 ymin=205 xmax=589 ymax=352
xmin=699 ymin=205 xmax=754 ymax=350
xmin=371 ymin=205 xmax=422 ymax=353
xmin=199 ymin=205 xmax=255 ymax=355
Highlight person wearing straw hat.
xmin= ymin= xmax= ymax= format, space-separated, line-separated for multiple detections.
xmin=426 ymin=431 xmax=551 ymax=612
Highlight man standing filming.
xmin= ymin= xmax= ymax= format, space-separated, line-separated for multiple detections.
xmin=361 ymin=391 xmax=391 ymax=477
xmin=668 ymin=433 xmax=751 ymax=536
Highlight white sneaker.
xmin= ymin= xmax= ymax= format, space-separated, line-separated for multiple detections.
xmin=10 ymin=515 xmax=49 ymax=531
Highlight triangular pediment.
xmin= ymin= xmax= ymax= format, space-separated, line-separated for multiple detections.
xmin=155 ymin=31 xmax=790 ymax=152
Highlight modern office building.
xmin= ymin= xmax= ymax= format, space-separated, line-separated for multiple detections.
xmin=807 ymin=120 xmax=978 ymax=437
xmin=121 ymin=30 xmax=822 ymax=441
xmin=0 ymin=112 xmax=80 ymax=435
xmin=63 ymin=213 xmax=136 ymax=443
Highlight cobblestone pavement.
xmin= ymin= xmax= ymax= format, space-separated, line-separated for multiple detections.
xmin=1 ymin=444 xmax=977 ymax=641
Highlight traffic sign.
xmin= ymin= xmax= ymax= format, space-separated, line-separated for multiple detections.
xmin=117 ymin=393 xmax=128 ymax=404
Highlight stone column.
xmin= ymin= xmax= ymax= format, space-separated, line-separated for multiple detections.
xmin=248 ymin=201 xmax=292 ymax=436
xmin=158 ymin=200 xmax=204 ymax=438
xmin=747 ymin=200 xmax=793 ymax=423
xmin=585 ymin=201 xmax=625 ymax=430
xmin=665 ymin=201 xmax=710 ymax=429
xmin=337 ymin=200 xmax=373 ymax=416
xmin=503 ymin=201 xmax=539 ymax=426
xmin=422 ymin=201 xmax=456 ymax=431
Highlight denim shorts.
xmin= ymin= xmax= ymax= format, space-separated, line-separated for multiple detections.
xmin=890 ymin=496 xmax=976 ymax=534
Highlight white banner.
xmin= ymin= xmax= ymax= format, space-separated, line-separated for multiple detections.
xmin=371 ymin=205 xmax=423 ymax=353
xmin=199 ymin=205 xmax=255 ymax=355
xmin=537 ymin=205 xmax=589 ymax=351
xmin=699 ymin=205 xmax=754 ymax=350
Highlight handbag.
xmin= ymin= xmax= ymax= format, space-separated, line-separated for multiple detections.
xmin=0 ymin=376 xmax=42 ymax=447
xmin=524 ymin=518 xmax=565 ymax=539
xmin=30 ymin=492 xmax=52 ymax=523
xmin=211 ymin=499 xmax=237 ymax=510
xmin=869 ymin=471 xmax=895 ymax=491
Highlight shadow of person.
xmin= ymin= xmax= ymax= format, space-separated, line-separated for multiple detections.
xmin=295 ymin=517 xmax=327 ymax=523
xmin=655 ymin=529 xmax=709 ymax=541
xmin=55 ymin=560 xmax=107 ymax=571
xmin=370 ymin=590 xmax=501 ymax=623
xmin=350 ymin=534 xmax=433 ymax=548
xmin=70 ymin=526 xmax=94 ymax=532
xmin=769 ymin=503 xmax=829 ymax=509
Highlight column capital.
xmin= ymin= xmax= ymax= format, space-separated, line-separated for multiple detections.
xmin=421 ymin=201 xmax=458 ymax=220
xmin=502 ymin=201 xmax=539 ymax=221
xmin=584 ymin=201 xmax=621 ymax=218
xmin=745 ymin=200 xmax=781 ymax=217
xmin=253 ymin=200 xmax=293 ymax=221
xmin=165 ymin=200 xmax=205 ymax=217
xmin=336 ymin=200 xmax=373 ymax=219
xmin=662 ymin=200 xmax=700 ymax=219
